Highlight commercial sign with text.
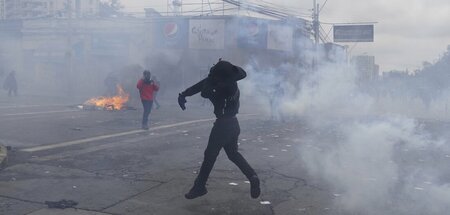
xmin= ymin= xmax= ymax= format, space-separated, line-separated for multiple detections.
xmin=333 ymin=25 xmax=374 ymax=42
xmin=189 ymin=19 xmax=225 ymax=49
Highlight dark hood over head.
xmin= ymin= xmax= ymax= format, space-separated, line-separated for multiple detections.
xmin=209 ymin=60 xmax=247 ymax=82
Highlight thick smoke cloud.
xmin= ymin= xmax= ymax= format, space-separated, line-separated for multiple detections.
xmin=240 ymin=38 xmax=450 ymax=214
xmin=300 ymin=116 xmax=450 ymax=214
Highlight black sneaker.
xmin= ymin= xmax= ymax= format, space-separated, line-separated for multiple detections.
xmin=249 ymin=175 xmax=260 ymax=198
xmin=142 ymin=125 xmax=149 ymax=130
xmin=185 ymin=186 xmax=208 ymax=199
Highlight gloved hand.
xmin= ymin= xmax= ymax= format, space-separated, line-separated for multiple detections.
xmin=178 ymin=93 xmax=186 ymax=110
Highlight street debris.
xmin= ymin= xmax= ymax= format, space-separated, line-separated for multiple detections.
xmin=261 ymin=148 xmax=269 ymax=151
xmin=260 ymin=201 xmax=271 ymax=205
xmin=228 ymin=182 xmax=238 ymax=186
xmin=45 ymin=199 xmax=78 ymax=209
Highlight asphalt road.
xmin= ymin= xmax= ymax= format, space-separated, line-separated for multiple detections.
xmin=0 ymin=96 xmax=334 ymax=215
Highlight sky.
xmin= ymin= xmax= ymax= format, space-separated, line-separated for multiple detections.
xmin=120 ymin=0 xmax=450 ymax=72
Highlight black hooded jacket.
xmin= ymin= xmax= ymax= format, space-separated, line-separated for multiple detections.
xmin=181 ymin=61 xmax=247 ymax=119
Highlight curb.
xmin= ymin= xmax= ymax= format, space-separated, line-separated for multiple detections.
xmin=0 ymin=144 xmax=7 ymax=170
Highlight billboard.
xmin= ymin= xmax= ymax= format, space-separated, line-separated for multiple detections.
xmin=153 ymin=19 xmax=189 ymax=48
xmin=189 ymin=19 xmax=225 ymax=49
xmin=267 ymin=24 xmax=293 ymax=51
xmin=333 ymin=25 xmax=374 ymax=42
xmin=237 ymin=18 xmax=267 ymax=49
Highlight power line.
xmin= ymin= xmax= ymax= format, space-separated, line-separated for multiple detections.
xmin=319 ymin=0 xmax=329 ymax=12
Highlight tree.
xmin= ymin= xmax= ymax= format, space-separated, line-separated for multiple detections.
xmin=99 ymin=0 xmax=124 ymax=17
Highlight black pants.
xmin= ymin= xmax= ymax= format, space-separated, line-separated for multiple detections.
xmin=141 ymin=100 xmax=153 ymax=126
xmin=195 ymin=117 xmax=256 ymax=187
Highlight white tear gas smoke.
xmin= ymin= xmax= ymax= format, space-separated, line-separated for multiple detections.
xmin=301 ymin=117 xmax=450 ymax=214
xmin=240 ymin=42 xmax=450 ymax=214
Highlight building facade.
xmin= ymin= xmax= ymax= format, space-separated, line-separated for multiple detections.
xmin=352 ymin=55 xmax=380 ymax=81
xmin=0 ymin=0 xmax=99 ymax=19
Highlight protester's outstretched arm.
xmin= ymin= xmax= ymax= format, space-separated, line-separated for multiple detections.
xmin=180 ymin=79 xmax=206 ymax=96
xmin=178 ymin=78 xmax=206 ymax=110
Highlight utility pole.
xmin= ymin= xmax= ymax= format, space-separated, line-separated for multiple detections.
xmin=313 ymin=0 xmax=320 ymax=45
xmin=312 ymin=0 xmax=321 ymax=72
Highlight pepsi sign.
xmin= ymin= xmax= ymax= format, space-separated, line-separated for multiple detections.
xmin=164 ymin=22 xmax=179 ymax=39
xmin=153 ymin=19 xmax=188 ymax=48
xmin=237 ymin=18 xmax=267 ymax=49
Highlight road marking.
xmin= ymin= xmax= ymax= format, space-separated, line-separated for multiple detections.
xmin=33 ymin=130 xmax=185 ymax=161
xmin=2 ymin=114 xmax=89 ymax=122
xmin=2 ymin=110 xmax=79 ymax=117
xmin=0 ymin=104 xmax=68 ymax=109
xmin=21 ymin=118 xmax=216 ymax=152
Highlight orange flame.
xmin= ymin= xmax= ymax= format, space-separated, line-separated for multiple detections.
xmin=85 ymin=84 xmax=129 ymax=110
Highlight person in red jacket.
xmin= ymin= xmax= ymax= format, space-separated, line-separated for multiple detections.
xmin=137 ymin=70 xmax=159 ymax=129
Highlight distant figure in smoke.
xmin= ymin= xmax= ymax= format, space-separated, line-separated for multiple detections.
xmin=3 ymin=71 xmax=18 ymax=97
xmin=269 ymin=82 xmax=285 ymax=121
xmin=104 ymin=72 xmax=119 ymax=96
xmin=151 ymin=75 xmax=161 ymax=109
xmin=136 ymin=70 xmax=159 ymax=130
xmin=178 ymin=60 xmax=260 ymax=199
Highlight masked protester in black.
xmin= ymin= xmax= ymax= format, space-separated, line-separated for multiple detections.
xmin=178 ymin=60 xmax=260 ymax=199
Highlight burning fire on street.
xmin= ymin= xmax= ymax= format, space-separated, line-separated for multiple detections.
xmin=79 ymin=84 xmax=131 ymax=110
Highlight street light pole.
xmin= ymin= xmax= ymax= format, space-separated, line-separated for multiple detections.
xmin=66 ymin=0 xmax=73 ymax=96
